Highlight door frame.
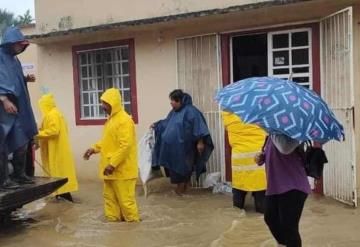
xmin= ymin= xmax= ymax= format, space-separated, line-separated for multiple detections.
xmin=220 ymin=23 xmax=322 ymax=192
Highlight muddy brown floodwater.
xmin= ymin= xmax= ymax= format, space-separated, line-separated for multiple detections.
xmin=1 ymin=178 xmax=360 ymax=247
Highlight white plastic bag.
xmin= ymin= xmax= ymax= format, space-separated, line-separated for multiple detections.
xmin=203 ymin=172 xmax=221 ymax=188
xmin=212 ymin=182 xmax=233 ymax=196
xmin=138 ymin=130 xmax=155 ymax=184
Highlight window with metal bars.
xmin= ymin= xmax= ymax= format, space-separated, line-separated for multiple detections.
xmin=268 ymin=28 xmax=312 ymax=89
xmin=78 ymin=46 xmax=132 ymax=119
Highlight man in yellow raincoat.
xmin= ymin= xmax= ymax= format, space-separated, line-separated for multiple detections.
xmin=222 ymin=112 xmax=267 ymax=213
xmin=37 ymin=94 xmax=78 ymax=202
xmin=83 ymin=88 xmax=140 ymax=222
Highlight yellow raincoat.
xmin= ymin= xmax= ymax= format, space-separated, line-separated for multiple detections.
xmin=37 ymin=94 xmax=78 ymax=196
xmin=222 ymin=112 xmax=267 ymax=192
xmin=92 ymin=88 xmax=139 ymax=222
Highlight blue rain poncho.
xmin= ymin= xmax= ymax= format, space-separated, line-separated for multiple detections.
xmin=0 ymin=27 xmax=37 ymax=153
xmin=153 ymin=94 xmax=214 ymax=179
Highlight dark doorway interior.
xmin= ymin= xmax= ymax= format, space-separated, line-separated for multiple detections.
xmin=232 ymin=34 xmax=268 ymax=82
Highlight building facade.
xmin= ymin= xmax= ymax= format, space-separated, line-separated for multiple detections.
xmin=23 ymin=0 xmax=360 ymax=206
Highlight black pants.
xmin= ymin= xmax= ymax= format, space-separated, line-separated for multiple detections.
xmin=25 ymin=143 xmax=34 ymax=177
xmin=0 ymin=144 xmax=29 ymax=186
xmin=0 ymin=150 xmax=8 ymax=186
xmin=233 ymin=188 xmax=266 ymax=213
xmin=264 ymin=190 xmax=307 ymax=247
xmin=11 ymin=143 xmax=29 ymax=179
xmin=0 ymin=130 xmax=7 ymax=185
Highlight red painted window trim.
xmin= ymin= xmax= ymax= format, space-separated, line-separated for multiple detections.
xmin=220 ymin=34 xmax=233 ymax=182
xmin=220 ymin=23 xmax=321 ymax=186
xmin=72 ymin=39 xmax=138 ymax=126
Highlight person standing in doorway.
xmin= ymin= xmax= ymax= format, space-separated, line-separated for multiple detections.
xmin=83 ymin=88 xmax=140 ymax=222
xmin=0 ymin=27 xmax=37 ymax=188
xmin=222 ymin=111 xmax=267 ymax=213
xmin=256 ymin=134 xmax=311 ymax=247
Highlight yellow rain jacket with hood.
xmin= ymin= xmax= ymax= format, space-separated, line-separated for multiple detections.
xmin=37 ymin=94 xmax=78 ymax=195
xmin=92 ymin=88 xmax=139 ymax=222
xmin=222 ymin=112 xmax=267 ymax=192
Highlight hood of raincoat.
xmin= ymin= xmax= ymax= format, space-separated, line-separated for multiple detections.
xmin=175 ymin=93 xmax=193 ymax=112
xmin=38 ymin=93 xmax=56 ymax=116
xmin=100 ymin=88 xmax=123 ymax=116
xmin=0 ymin=27 xmax=29 ymax=53
xmin=182 ymin=93 xmax=193 ymax=106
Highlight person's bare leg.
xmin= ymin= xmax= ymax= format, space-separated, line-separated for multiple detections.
xmin=174 ymin=183 xmax=181 ymax=195
xmin=175 ymin=183 xmax=185 ymax=196
xmin=184 ymin=181 xmax=190 ymax=193
xmin=180 ymin=182 xmax=188 ymax=194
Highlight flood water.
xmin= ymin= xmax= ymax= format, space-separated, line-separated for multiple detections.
xmin=1 ymin=178 xmax=360 ymax=247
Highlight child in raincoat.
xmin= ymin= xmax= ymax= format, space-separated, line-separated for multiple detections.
xmin=83 ymin=88 xmax=140 ymax=222
xmin=222 ymin=112 xmax=267 ymax=213
xmin=37 ymin=94 xmax=78 ymax=202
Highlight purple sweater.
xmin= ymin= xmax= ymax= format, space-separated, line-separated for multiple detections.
xmin=264 ymin=139 xmax=311 ymax=196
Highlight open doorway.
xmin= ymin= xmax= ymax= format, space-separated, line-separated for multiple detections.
xmin=223 ymin=26 xmax=318 ymax=189
xmin=232 ymin=34 xmax=268 ymax=82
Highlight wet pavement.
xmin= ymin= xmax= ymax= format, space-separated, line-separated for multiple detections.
xmin=0 ymin=178 xmax=360 ymax=247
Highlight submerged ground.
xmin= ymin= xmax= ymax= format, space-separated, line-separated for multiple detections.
xmin=0 ymin=178 xmax=359 ymax=247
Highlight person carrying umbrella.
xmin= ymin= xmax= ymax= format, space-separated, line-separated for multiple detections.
xmin=216 ymin=77 xmax=345 ymax=247
xmin=255 ymin=134 xmax=310 ymax=247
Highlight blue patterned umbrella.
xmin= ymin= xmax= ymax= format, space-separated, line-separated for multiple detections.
xmin=215 ymin=77 xmax=345 ymax=143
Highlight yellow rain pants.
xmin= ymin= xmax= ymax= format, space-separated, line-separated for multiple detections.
xmin=103 ymin=179 xmax=139 ymax=222
xmin=222 ymin=112 xmax=267 ymax=192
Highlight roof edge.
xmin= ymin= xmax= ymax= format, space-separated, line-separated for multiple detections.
xmin=27 ymin=0 xmax=313 ymax=40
